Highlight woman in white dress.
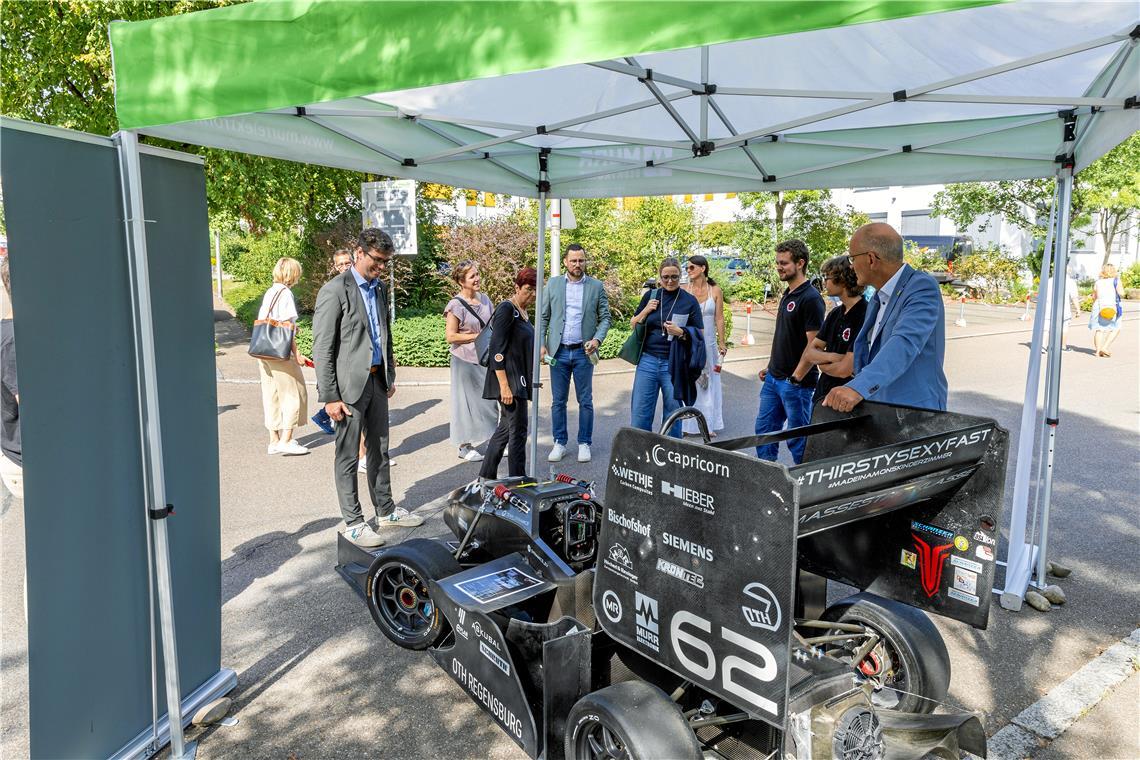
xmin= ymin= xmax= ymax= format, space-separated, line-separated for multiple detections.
xmin=444 ymin=261 xmax=500 ymax=461
xmin=1089 ymin=263 xmax=1124 ymax=357
xmin=681 ymin=255 xmax=727 ymax=435
xmin=255 ymin=257 xmax=310 ymax=455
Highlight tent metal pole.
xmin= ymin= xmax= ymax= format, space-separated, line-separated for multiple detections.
xmin=114 ymin=129 xmax=194 ymax=759
xmin=1035 ymin=166 xmax=1075 ymax=592
xmin=530 ymin=162 xmax=548 ymax=478
xmin=551 ymin=199 xmax=562 ymax=278
xmin=999 ymin=179 xmax=1059 ymax=611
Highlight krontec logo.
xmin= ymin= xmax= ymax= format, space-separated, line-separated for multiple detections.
xmin=607 ymin=508 xmax=650 ymax=538
xmin=649 ymin=444 xmax=730 ymax=477
xmin=661 ymin=532 xmax=714 ymax=562
xmin=797 ymin=429 xmax=992 ymax=486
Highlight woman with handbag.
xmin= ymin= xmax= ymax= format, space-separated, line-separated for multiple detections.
xmin=628 ymin=257 xmax=703 ymax=438
xmin=254 ymin=257 xmax=310 ymax=455
xmin=1089 ymin=263 xmax=1125 ymax=357
xmin=480 ymin=268 xmax=538 ymax=479
xmin=444 ymin=261 xmax=498 ymax=462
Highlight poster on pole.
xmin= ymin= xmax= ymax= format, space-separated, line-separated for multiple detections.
xmin=362 ymin=179 xmax=417 ymax=256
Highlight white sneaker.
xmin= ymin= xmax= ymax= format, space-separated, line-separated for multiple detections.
xmin=461 ymin=447 xmax=484 ymax=462
xmin=268 ymin=442 xmax=281 ymax=455
xmin=277 ymin=440 xmax=310 ymax=456
xmin=577 ymin=444 xmax=592 ymax=463
xmin=548 ymin=443 xmax=566 ymax=462
xmin=377 ymin=507 xmax=425 ymax=528
xmin=358 ymin=456 xmax=367 ymax=473
xmin=343 ymin=522 xmax=385 ymax=548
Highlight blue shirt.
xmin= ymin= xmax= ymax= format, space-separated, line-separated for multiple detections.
xmin=351 ymin=267 xmax=383 ymax=366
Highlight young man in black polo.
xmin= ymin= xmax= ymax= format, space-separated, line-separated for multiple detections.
xmin=803 ymin=255 xmax=868 ymax=406
xmin=754 ymin=239 xmax=824 ymax=463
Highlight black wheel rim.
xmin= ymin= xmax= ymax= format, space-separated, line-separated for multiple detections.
xmin=829 ymin=625 xmax=907 ymax=709
xmin=374 ymin=562 xmax=436 ymax=644
xmin=574 ymin=718 xmax=628 ymax=760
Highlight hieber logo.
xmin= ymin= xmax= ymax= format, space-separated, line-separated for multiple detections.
xmin=912 ymin=532 xmax=954 ymax=597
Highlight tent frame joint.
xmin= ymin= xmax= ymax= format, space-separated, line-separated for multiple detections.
xmin=692 ymin=140 xmax=715 ymax=158
xmin=893 ymin=89 xmax=907 ymax=102
xmin=402 ymin=158 xmax=416 ymax=167
xmin=1124 ymin=95 xmax=1136 ymax=109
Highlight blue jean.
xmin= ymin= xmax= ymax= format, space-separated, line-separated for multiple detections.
xmin=631 ymin=353 xmax=682 ymax=438
xmin=550 ymin=345 xmax=595 ymax=445
xmin=754 ymin=375 xmax=814 ymax=463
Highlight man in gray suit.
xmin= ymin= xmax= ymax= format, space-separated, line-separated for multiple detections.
xmin=313 ymin=228 xmax=422 ymax=549
xmin=540 ymin=243 xmax=611 ymax=463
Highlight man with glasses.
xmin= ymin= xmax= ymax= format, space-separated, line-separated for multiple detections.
xmin=540 ymin=243 xmax=611 ymax=463
xmin=822 ymin=222 xmax=947 ymax=413
xmin=313 ymin=228 xmax=423 ymax=549
xmin=754 ymin=239 xmax=824 ymax=464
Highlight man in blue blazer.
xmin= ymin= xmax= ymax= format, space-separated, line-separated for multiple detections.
xmin=823 ymin=223 xmax=948 ymax=412
xmin=540 ymin=244 xmax=611 ymax=463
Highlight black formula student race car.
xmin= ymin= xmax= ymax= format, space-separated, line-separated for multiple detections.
xmin=336 ymin=401 xmax=1008 ymax=760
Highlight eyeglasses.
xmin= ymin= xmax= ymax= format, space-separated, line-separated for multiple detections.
xmin=360 ymin=249 xmax=392 ymax=265
xmin=685 ymin=264 xmax=700 ymax=270
xmin=847 ymin=251 xmax=872 ymax=263
xmin=659 ymin=274 xmax=680 ymax=281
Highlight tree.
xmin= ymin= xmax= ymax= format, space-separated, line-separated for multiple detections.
xmin=1075 ymin=133 xmax=1140 ymax=266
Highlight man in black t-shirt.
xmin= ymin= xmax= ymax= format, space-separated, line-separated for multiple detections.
xmin=804 ymin=255 xmax=868 ymax=405
xmin=754 ymin=240 xmax=824 ymax=463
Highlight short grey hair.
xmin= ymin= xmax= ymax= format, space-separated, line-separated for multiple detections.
xmin=858 ymin=222 xmax=904 ymax=264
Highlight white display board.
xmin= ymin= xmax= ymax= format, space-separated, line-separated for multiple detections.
xmin=362 ymin=179 xmax=417 ymax=256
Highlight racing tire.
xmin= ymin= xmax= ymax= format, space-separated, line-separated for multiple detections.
xmin=821 ymin=592 xmax=950 ymax=714
xmin=564 ymin=681 xmax=702 ymax=760
xmin=366 ymin=539 xmax=460 ymax=650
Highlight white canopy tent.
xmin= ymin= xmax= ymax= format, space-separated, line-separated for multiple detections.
xmin=105 ymin=3 xmax=1138 ymax=753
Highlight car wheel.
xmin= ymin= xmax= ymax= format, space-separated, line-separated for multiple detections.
xmin=821 ymin=592 xmax=950 ymax=714
xmin=565 ymin=681 xmax=702 ymax=760
xmin=366 ymin=539 xmax=460 ymax=650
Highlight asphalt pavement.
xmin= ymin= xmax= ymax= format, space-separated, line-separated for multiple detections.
xmin=1 ymin=296 xmax=1137 ymax=759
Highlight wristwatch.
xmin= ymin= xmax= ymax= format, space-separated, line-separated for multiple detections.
xmin=787 ymin=374 xmax=803 ymax=386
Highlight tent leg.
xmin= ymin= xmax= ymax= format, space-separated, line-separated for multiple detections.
xmin=530 ymin=184 xmax=548 ymax=479
xmin=1000 ymin=179 xmax=1059 ymax=611
xmin=1035 ymin=166 xmax=1075 ymax=592
xmin=114 ymin=130 xmax=195 ymax=760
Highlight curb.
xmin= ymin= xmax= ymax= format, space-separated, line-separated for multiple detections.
xmin=986 ymin=628 xmax=1140 ymax=759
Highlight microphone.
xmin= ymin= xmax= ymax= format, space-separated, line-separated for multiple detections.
xmin=493 ymin=484 xmax=531 ymax=513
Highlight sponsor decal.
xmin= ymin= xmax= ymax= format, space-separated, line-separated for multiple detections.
xmin=661 ymin=480 xmax=716 ymax=515
xmin=602 ymin=540 xmax=639 ymax=585
xmin=973 ymin=530 xmax=996 ymax=546
xmin=900 ymin=549 xmax=917 ymax=569
xmin=480 ymin=641 xmax=511 ymax=675
xmin=661 ymin=531 xmax=714 ymax=562
xmin=611 ymin=463 xmax=654 ymax=495
xmin=601 ymin=590 xmax=623 ymax=623
xmin=607 ymin=508 xmax=651 ymax=538
xmin=841 ymin=326 xmax=852 ymax=342
xmin=786 ymin=301 xmax=796 ymax=312
xmin=797 ymin=429 xmax=991 ymax=489
xmin=451 ymin=658 xmax=525 ymax=739
xmin=947 ymin=587 xmax=980 ymax=607
xmin=953 ymin=568 xmax=978 ymax=596
xmin=976 ymin=545 xmax=995 ymax=562
xmin=648 ymin=444 xmax=731 ymax=478
xmin=951 ymin=555 xmax=983 ymax=574
xmin=912 ymin=533 xmax=954 ymax=597
xmin=799 ymin=467 xmax=975 ymax=529
xmin=454 ymin=607 xmax=470 ymax=640
xmin=526 ymin=544 xmax=549 ymax=569
xmin=656 ymin=558 xmax=704 ymax=589
xmin=912 ymin=521 xmax=954 ymax=540
xmin=471 ymin=619 xmax=502 ymax=652
xmin=635 ymin=591 xmax=660 ymax=652
xmin=954 ymin=535 xmax=970 ymax=552
xmin=741 ymin=583 xmax=782 ymax=632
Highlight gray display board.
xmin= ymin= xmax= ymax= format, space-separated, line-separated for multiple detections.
xmin=1 ymin=121 xmax=222 ymax=759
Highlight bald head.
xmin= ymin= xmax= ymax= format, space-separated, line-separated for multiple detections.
xmin=853 ymin=222 xmax=904 ymax=264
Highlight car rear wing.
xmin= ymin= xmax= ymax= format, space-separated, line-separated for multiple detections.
xmin=706 ymin=401 xmax=1010 ymax=629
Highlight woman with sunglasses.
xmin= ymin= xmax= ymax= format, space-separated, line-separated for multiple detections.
xmin=681 ymin=255 xmax=726 ymax=436
xmin=629 ymin=257 xmax=704 ymax=438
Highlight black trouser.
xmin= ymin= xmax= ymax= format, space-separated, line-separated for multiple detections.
xmin=335 ymin=371 xmax=394 ymax=526
xmin=479 ymin=399 xmax=528 ymax=479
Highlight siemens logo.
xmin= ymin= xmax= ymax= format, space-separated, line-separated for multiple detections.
xmin=661 ymin=532 xmax=714 ymax=562
xmin=608 ymin=508 xmax=651 ymax=538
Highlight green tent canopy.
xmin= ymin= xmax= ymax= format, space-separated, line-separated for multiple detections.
xmin=109 ymin=0 xmax=1140 ymax=197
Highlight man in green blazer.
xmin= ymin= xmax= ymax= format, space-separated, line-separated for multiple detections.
xmin=540 ymin=244 xmax=611 ymax=464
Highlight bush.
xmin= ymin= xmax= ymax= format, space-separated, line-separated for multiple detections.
xmin=904 ymin=240 xmax=949 ymax=273
xmin=391 ymin=315 xmax=452 ymax=367
xmin=952 ymin=246 xmax=1026 ymax=302
xmin=724 ymin=273 xmax=769 ymax=304
xmin=220 ymin=231 xmax=305 ymax=289
xmin=1121 ymin=262 xmax=1140 ymax=290
xmin=597 ymin=325 xmax=633 ymax=360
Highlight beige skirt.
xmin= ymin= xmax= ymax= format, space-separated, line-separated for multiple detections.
xmin=258 ymin=358 xmax=308 ymax=431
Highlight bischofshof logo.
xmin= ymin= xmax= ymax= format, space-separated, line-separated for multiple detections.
xmin=648 ymin=444 xmax=730 ymax=478
xmin=607 ymin=508 xmax=651 ymax=538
